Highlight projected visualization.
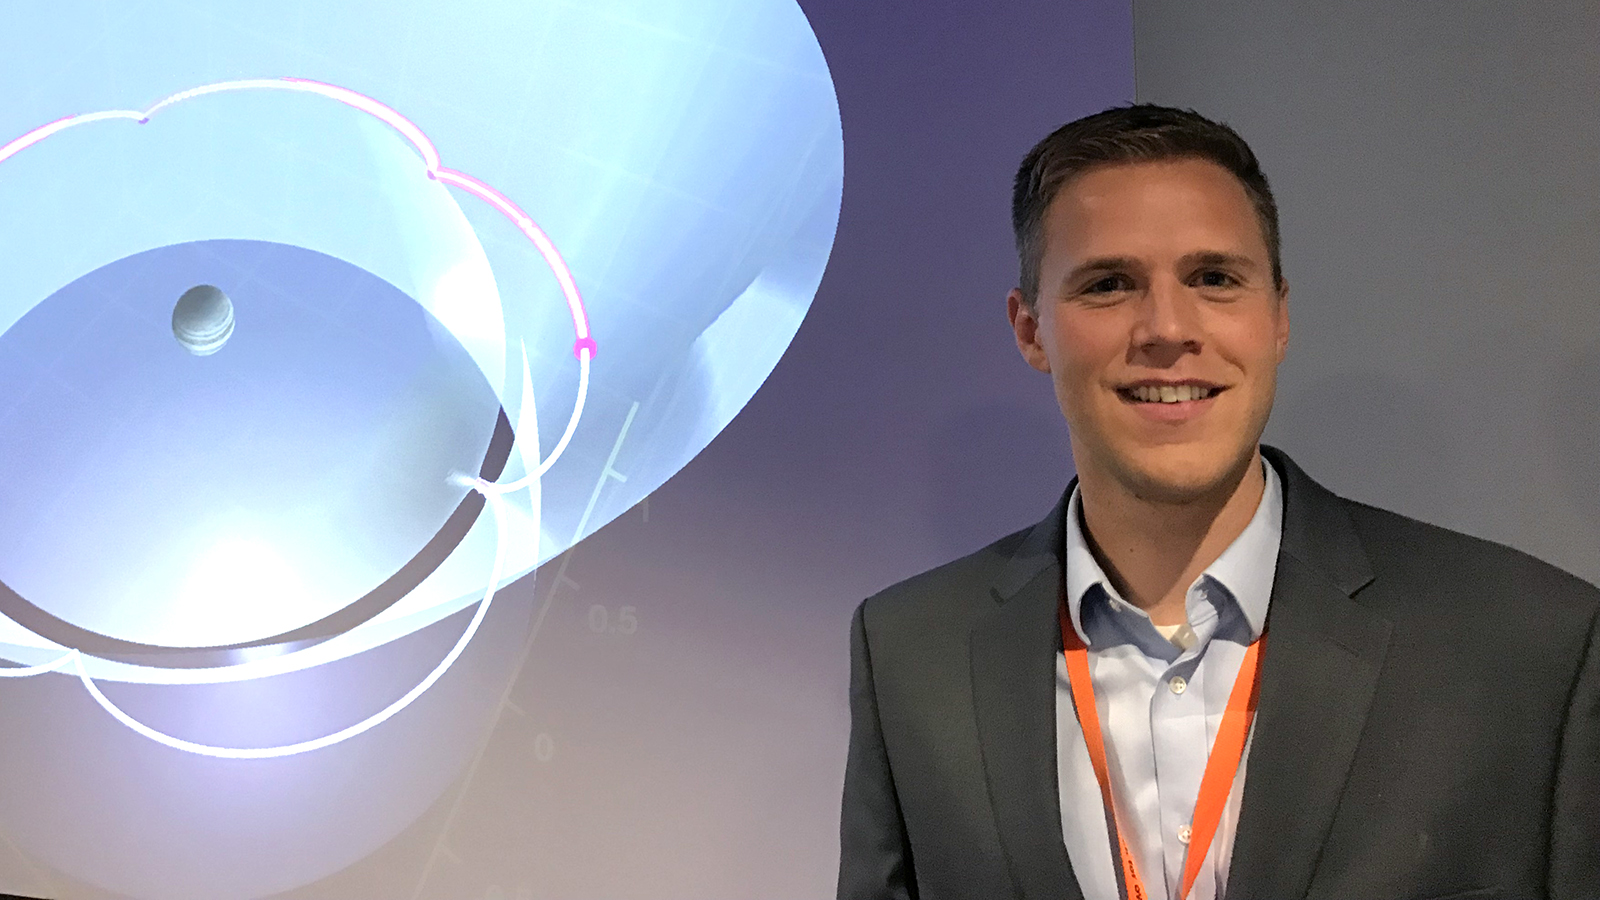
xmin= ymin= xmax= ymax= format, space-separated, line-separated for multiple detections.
xmin=0 ymin=2 xmax=841 ymax=899
xmin=0 ymin=77 xmax=593 ymax=758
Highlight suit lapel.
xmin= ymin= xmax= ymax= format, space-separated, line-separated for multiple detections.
xmin=970 ymin=490 xmax=1084 ymax=900
xmin=1227 ymin=448 xmax=1394 ymax=899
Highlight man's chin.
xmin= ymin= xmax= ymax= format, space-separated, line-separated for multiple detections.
xmin=1112 ymin=445 xmax=1257 ymax=506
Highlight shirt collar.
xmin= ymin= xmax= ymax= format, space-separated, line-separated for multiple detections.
xmin=1063 ymin=455 xmax=1283 ymax=647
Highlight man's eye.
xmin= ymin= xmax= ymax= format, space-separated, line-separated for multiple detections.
xmin=1197 ymin=269 xmax=1237 ymax=288
xmin=1085 ymin=275 xmax=1130 ymax=293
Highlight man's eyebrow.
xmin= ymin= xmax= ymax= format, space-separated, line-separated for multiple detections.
xmin=1060 ymin=251 xmax=1263 ymax=290
xmin=1182 ymin=250 xmax=1261 ymax=271
xmin=1062 ymin=255 xmax=1144 ymax=285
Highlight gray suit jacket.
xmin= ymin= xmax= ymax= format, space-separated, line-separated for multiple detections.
xmin=838 ymin=446 xmax=1600 ymax=900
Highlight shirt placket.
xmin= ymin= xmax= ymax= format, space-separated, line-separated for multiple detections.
xmin=1149 ymin=655 xmax=1209 ymax=899
xmin=1149 ymin=587 xmax=1223 ymax=900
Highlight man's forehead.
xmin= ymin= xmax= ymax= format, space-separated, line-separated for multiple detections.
xmin=1049 ymin=158 xmax=1255 ymax=220
xmin=1040 ymin=159 xmax=1269 ymax=269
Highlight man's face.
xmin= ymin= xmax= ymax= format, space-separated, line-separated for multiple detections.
xmin=1007 ymin=158 xmax=1289 ymax=503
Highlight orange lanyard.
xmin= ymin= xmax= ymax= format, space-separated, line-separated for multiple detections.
xmin=1058 ymin=596 xmax=1265 ymax=900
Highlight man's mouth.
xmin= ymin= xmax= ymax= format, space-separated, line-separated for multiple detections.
xmin=1118 ymin=384 xmax=1223 ymax=404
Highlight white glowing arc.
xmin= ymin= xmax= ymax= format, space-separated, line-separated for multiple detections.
xmin=0 ymin=653 xmax=74 ymax=678
xmin=60 ymin=482 xmax=512 ymax=760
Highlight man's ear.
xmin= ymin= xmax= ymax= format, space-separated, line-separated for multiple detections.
xmin=1274 ymin=278 xmax=1290 ymax=364
xmin=1007 ymin=288 xmax=1052 ymax=374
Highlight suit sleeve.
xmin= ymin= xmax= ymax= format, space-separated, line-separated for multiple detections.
xmin=1550 ymin=604 xmax=1600 ymax=899
xmin=837 ymin=600 xmax=918 ymax=900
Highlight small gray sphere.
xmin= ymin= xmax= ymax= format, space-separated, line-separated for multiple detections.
xmin=172 ymin=284 xmax=235 ymax=356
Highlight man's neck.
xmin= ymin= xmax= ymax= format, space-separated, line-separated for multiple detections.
xmin=1076 ymin=450 xmax=1267 ymax=627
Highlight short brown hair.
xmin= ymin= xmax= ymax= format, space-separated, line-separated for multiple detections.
xmin=1011 ymin=103 xmax=1282 ymax=305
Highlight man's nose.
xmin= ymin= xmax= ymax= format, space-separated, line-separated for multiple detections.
xmin=1129 ymin=277 xmax=1201 ymax=364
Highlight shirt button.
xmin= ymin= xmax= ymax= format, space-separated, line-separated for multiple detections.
xmin=1178 ymin=824 xmax=1193 ymax=844
xmin=1169 ymin=675 xmax=1188 ymax=695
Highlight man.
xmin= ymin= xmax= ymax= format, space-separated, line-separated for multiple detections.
xmin=837 ymin=104 xmax=1600 ymax=900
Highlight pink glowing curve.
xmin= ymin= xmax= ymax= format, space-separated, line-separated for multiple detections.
xmin=430 ymin=165 xmax=593 ymax=348
xmin=0 ymin=77 xmax=594 ymax=359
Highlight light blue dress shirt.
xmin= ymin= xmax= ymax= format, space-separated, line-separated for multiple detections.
xmin=1056 ymin=459 xmax=1283 ymax=900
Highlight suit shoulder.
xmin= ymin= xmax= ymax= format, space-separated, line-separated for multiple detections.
xmin=1344 ymin=499 xmax=1600 ymax=612
xmin=855 ymin=525 xmax=1032 ymax=637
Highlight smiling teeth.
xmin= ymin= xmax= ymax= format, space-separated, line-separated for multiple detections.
xmin=1130 ymin=384 xmax=1214 ymax=403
